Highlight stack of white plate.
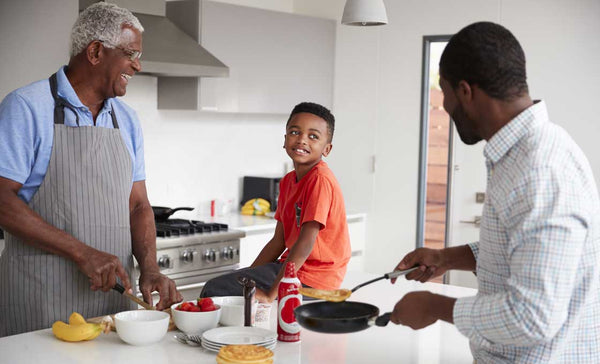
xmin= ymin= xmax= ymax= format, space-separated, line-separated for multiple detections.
xmin=201 ymin=327 xmax=277 ymax=353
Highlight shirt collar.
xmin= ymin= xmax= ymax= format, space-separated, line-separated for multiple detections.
xmin=483 ymin=100 xmax=548 ymax=164
xmin=55 ymin=66 xmax=113 ymax=115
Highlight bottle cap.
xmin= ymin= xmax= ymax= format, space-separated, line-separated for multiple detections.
xmin=285 ymin=262 xmax=296 ymax=278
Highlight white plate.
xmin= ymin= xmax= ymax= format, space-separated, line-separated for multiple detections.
xmin=201 ymin=340 xmax=276 ymax=353
xmin=202 ymin=326 xmax=277 ymax=346
xmin=202 ymin=335 xmax=276 ymax=347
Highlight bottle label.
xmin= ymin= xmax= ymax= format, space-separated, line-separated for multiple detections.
xmin=278 ymin=293 xmax=302 ymax=334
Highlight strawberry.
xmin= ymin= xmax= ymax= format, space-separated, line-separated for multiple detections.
xmin=200 ymin=298 xmax=214 ymax=311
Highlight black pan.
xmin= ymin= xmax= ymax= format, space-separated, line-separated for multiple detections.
xmin=152 ymin=206 xmax=194 ymax=221
xmin=294 ymin=301 xmax=391 ymax=334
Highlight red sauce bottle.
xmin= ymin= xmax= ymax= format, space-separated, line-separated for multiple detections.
xmin=277 ymin=262 xmax=302 ymax=342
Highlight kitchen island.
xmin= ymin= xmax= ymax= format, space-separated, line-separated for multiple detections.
xmin=0 ymin=271 xmax=475 ymax=363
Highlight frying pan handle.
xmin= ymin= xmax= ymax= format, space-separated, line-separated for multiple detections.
xmin=375 ymin=312 xmax=391 ymax=327
xmin=169 ymin=207 xmax=195 ymax=213
xmin=385 ymin=267 xmax=419 ymax=279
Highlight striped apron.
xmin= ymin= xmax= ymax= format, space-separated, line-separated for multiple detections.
xmin=0 ymin=73 xmax=135 ymax=336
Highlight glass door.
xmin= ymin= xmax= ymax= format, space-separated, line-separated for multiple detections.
xmin=416 ymin=36 xmax=450 ymax=284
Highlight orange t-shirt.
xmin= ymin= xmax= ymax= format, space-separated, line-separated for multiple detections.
xmin=275 ymin=161 xmax=351 ymax=290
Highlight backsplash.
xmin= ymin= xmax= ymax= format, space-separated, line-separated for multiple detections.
xmin=122 ymin=75 xmax=289 ymax=219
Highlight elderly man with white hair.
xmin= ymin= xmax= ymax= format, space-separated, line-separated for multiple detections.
xmin=0 ymin=2 xmax=181 ymax=337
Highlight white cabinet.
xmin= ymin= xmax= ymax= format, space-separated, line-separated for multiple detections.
xmin=199 ymin=1 xmax=335 ymax=113
xmin=237 ymin=213 xmax=366 ymax=272
xmin=239 ymin=231 xmax=273 ymax=268
xmin=346 ymin=215 xmax=366 ymax=272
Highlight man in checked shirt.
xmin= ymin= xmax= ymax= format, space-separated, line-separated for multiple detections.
xmin=390 ymin=22 xmax=600 ymax=363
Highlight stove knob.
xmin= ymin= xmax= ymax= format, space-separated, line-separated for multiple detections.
xmin=221 ymin=247 xmax=230 ymax=261
xmin=227 ymin=246 xmax=235 ymax=260
xmin=204 ymin=249 xmax=217 ymax=262
xmin=158 ymin=255 xmax=171 ymax=269
xmin=181 ymin=250 xmax=194 ymax=263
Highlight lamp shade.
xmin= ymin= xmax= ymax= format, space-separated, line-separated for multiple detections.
xmin=341 ymin=0 xmax=388 ymax=26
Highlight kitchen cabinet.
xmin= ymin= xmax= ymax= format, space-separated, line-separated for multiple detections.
xmin=163 ymin=0 xmax=335 ymax=112
xmin=200 ymin=1 xmax=334 ymax=113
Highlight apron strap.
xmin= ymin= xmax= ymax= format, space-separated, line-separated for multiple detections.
xmin=49 ymin=73 xmax=79 ymax=126
xmin=48 ymin=73 xmax=120 ymax=129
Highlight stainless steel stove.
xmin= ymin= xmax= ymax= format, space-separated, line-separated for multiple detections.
xmin=138 ymin=218 xmax=245 ymax=301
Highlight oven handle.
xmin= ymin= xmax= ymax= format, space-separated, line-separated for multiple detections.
xmin=176 ymin=282 xmax=206 ymax=292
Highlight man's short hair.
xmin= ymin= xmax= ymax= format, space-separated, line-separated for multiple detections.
xmin=440 ymin=21 xmax=529 ymax=101
xmin=287 ymin=102 xmax=335 ymax=142
xmin=70 ymin=2 xmax=144 ymax=57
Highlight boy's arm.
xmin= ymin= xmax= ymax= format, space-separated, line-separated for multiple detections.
xmin=255 ymin=221 xmax=320 ymax=303
xmin=250 ymin=221 xmax=286 ymax=267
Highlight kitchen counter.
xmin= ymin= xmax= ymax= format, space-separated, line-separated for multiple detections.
xmin=0 ymin=270 xmax=475 ymax=363
xmin=201 ymin=212 xmax=366 ymax=234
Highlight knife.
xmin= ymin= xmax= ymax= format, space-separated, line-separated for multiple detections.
xmin=112 ymin=283 xmax=155 ymax=310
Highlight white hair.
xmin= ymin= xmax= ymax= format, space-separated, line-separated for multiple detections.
xmin=70 ymin=2 xmax=144 ymax=57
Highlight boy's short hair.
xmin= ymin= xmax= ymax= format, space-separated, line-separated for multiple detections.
xmin=440 ymin=21 xmax=528 ymax=101
xmin=287 ymin=102 xmax=335 ymax=142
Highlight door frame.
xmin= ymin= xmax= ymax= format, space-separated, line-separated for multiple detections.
xmin=415 ymin=34 xmax=453 ymax=248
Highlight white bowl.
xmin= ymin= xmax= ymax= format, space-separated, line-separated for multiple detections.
xmin=170 ymin=301 xmax=221 ymax=335
xmin=114 ymin=310 xmax=170 ymax=346
xmin=212 ymin=296 xmax=257 ymax=327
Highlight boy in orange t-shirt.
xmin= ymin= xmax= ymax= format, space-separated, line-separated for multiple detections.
xmin=200 ymin=102 xmax=351 ymax=302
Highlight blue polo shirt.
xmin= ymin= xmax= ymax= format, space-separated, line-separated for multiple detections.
xmin=0 ymin=66 xmax=146 ymax=203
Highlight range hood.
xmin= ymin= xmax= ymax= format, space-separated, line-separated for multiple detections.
xmin=134 ymin=12 xmax=228 ymax=77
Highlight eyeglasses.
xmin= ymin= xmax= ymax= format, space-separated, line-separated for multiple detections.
xmin=99 ymin=40 xmax=142 ymax=61
xmin=114 ymin=46 xmax=142 ymax=62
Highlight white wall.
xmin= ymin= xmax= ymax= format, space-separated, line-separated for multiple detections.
xmin=0 ymin=0 xmax=77 ymax=99
xmin=121 ymin=75 xmax=289 ymax=218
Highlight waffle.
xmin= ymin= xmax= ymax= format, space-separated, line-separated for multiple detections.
xmin=216 ymin=344 xmax=274 ymax=364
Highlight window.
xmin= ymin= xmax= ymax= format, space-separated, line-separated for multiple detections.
xmin=416 ymin=36 xmax=451 ymax=283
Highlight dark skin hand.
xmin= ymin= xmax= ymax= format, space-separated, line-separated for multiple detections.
xmin=391 ymin=291 xmax=456 ymax=329
xmin=129 ymin=181 xmax=182 ymax=310
xmin=389 ymin=245 xmax=476 ymax=329
xmin=391 ymin=245 xmax=476 ymax=283
xmin=252 ymin=220 xmax=320 ymax=303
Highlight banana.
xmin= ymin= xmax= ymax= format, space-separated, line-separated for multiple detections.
xmin=68 ymin=312 xmax=87 ymax=326
xmin=52 ymin=321 xmax=102 ymax=342
xmin=241 ymin=198 xmax=271 ymax=215
xmin=52 ymin=312 xmax=111 ymax=342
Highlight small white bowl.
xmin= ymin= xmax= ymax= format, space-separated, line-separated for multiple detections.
xmin=212 ymin=296 xmax=257 ymax=327
xmin=170 ymin=301 xmax=221 ymax=335
xmin=114 ymin=310 xmax=170 ymax=346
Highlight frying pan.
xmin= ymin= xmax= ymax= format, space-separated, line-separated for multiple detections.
xmin=294 ymin=301 xmax=391 ymax=334
xmin=152 ymin=206 xmax=194 ymax=221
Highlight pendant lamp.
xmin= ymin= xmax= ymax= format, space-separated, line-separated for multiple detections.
xmin=341 ymin=0 xmax=388 ymax=26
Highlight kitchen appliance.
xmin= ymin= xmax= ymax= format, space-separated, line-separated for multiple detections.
xmin=242 ymin=176 xmax=282 ymax=212
xmin=294 ymin=301 xmax=391 ymax=334
xmin=137 ymin=217 xmax=245 ymax=302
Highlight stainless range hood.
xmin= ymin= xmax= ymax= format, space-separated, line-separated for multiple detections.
xmin=79 ymin=0 xmax=228 ymax=78
xmin=134 ymin=12 xmax=228 ymax=77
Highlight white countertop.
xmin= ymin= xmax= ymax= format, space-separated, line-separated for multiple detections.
xmin=203 ymin=212 xmax=366 ymax=234
xmin=0 ymin=270 xmax=475 ymax=363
